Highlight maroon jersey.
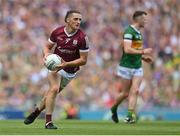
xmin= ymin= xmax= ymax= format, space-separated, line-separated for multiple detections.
xmin=48 ymin=26 xmax=89 ymax=73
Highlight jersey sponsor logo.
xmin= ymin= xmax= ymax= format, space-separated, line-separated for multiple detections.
xmin=132 ymin=40 xmax=143 ymax=49
xmin=58 ymin=48 xmax=76 ymax=54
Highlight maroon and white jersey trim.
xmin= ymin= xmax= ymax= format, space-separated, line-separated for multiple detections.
xmin=48 ymin=38 xmax=55 ymax=44
xmin=64 ymin=27 xmax=78 ymax=37
xmin=79 ymin=49 xmax=89 ymax=52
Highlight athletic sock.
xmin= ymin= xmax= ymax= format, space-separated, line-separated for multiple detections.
xmin=111 ymin=105 xmax=118 ymax=113
xmin=46 ymin=114 xmax=52 ymax=125
xmin=127 ymin=109 xmax=134 ymax=117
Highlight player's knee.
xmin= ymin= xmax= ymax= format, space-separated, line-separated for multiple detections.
xmin=124 ymin=92 xmax=129 ymax=98
xmin=121 ymin=89 xmax=129 ymax=97
xmin=131 ymin=87 xmax=139 ymax=95
xmin=50 ymin=85 xmax=59 ymax=93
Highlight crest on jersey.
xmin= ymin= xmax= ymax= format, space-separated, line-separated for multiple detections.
xmin=136 ymin=35 xmax=142 ymax=40
xmin=73 ymin=40 xmax=78 ymax=45
xmin=135 ymin=35 xmax=139 ymax=39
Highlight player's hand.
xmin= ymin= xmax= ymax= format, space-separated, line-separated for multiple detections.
xmin=43 ymin=53 xmax=52 ymax=63
xmin=142 ymin=55 xmax=153 ymax=64
xmin=143 ymin=48 xmax=152 ymax=55
xmin=54 ymin=59 xmax=67 ymax=73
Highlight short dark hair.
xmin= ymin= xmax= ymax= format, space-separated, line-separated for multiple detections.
xmin=132 ymin=11 xmax=147 ymax=20
xmin=65 ymin=10 xmax=81 ymax=22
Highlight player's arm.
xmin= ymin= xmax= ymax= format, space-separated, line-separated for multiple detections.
xmin=43 ymin=29 xmax=57 ymax=58
xmin=142 ymin=55 xmax=153 ymax=64
xmin=43 ymin=42 xmax=54 ymax=58
xmin=55 ymin=52 xmax=88 ymax=72
xmin=123 ymin=33 xmax=152 ymax=55
xmin=63 ymin=52 xmax=88 ymax=67
xmin=123 ymin=40 xmax=152 ymax=55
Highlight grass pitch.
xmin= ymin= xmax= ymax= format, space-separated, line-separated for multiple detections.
xmin=0 ymin=120 xmax=179 ymax=135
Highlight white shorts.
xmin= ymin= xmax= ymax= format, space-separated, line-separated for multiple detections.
xmin=58 ymin=70 xmax=76 ymax=89
xmin=58 ymin=69 xmax=76 ymax=80
xmin=117 ymin=66 xmax=143 ymax=80
xmin=49 ymin=69 xmax=76 ymax=89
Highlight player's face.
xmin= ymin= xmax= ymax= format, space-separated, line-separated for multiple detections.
xmin=67 ymin=13 xmax=82 ymax=30
xmin=138 ymin=14 xmax=147 ymax=28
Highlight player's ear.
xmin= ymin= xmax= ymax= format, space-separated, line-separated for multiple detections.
xmin=66 ymin=17 xmax=70 ymax=23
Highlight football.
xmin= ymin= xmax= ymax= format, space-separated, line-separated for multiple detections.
xmin=44 ymin=54 xmax=61 ymax=71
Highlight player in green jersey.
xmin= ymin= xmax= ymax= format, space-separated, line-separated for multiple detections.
xmin=111 ymin=11 xmax=153 ymax=124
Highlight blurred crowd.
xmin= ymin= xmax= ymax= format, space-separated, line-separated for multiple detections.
xmin=0 ymin=0 xmax=179 ymax=115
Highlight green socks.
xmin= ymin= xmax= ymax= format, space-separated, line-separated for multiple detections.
xmin=127 ymin=109 xmax=137 ymax=121
xmin=111 ymin=105 xmax=118 ymax=113
xmin=127 ymin=110 xmax=135 ymax=117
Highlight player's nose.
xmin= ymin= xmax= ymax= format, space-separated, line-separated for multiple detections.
xmin=77 ymin=19 xmax=81 ymax=23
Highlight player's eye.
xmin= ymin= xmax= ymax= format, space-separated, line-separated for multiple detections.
xmin=74 ymin=18 xmax=82 ymax=22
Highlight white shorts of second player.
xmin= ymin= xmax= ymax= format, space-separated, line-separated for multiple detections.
xmin=117 ymin=66 xmax=143 ymax=80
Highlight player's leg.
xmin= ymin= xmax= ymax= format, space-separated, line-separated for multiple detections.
xmin=111 ymin=66 xmax=132 ymax=123
xmin=58 ymin=69 xmax=76 ymax=92
xmin=111 ymin=78 xmax=131 ymax=123
xmin=37 ymin=92 xmax=47 ymax=112
xmin=24 ymin=86 xmax=49 ymax=125
xmin=24 ymin=70 xmax=73 ymax=126
xmin=45 ymin=70 xmax=76 ymax=129
xmin=32 ymin=86 xmax=50 ymax=114
xmin=124 ymin=68 xmax=143 ymax=123
xmin=45 ymin=71 xmax=60 ymax=129
xmin=59 ymin=75 xmax=71 ymax=92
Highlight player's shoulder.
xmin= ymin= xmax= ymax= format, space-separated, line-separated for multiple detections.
xmin=123 ymin=25 xmax=135 ymax=40
xmin=124 ymin=25 xmax=134 ymax=34
xmin=77 ymin=29 xmax=87 ymax=38
xmin=51 ymin=26 xmax=65 ymax=35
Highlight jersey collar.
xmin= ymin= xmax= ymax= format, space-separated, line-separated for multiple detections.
xmin=64 ymin=27 xmax=78 ymax=37
xmin=130 ymin=25 xmax=141 ymax=34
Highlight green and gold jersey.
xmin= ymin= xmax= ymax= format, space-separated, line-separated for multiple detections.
xmin=120 ymin=25 xmax=143 ymax=68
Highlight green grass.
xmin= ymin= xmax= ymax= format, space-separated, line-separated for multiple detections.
xmin=0 ymin=120 xmax=180 ymax=135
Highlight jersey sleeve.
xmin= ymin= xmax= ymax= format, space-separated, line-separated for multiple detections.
xmin=79 ymin=35 xmax=90 ymax=52
xmin=123 ymin=29 xmax=133 ymax=41
xmin=48 ymin=29 xmax=57 ymax=44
